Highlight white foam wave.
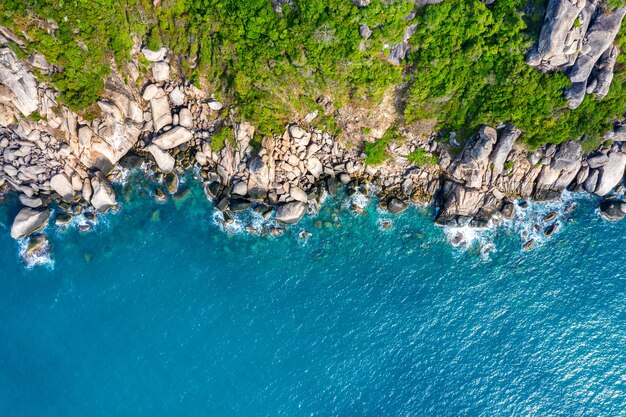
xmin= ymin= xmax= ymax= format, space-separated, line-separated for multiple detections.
xmin=443 ymin=191 xmax=586 ymax=254
xmin=18 ymin=238 xmax=54 ymax=270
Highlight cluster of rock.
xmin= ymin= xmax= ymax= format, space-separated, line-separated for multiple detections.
xmin=527 ymin=0 xmax=626 ymax=108
xmin=189 ymin=122 xmax=367 ymax=226
xmin=0 ymin=30 xmax=223 ymax=245
xmin=432 ymin=124 xmax=626 ymax=228
xmin=4 ymin=0 xmax=626 ymax=255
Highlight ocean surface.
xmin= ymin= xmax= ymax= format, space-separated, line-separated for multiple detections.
xmin=0 ymin=171 xmax=625 ymax=417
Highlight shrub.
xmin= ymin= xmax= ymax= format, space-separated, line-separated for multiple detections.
xmin=407 ymin=147 xmax=438 ymax=167
xmin=210 ymin=127 xmax=235 ymax=152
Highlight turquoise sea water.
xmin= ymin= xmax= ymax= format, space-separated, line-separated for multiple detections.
xmin=1 ymin=172 xmax=625 ymax=416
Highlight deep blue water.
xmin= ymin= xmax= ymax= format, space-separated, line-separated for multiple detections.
xmin=1 ymin=173 xmax=625 ymax=416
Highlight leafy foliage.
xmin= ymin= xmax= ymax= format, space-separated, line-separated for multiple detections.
xmin=404 ymin=0 xmax=626 ymax=148
xmin=1 ymin=0 xmax=626 ymax=149
xmin=364 ymin=130 xmax=395 ymax=165
xmin=407 ymin=147 xmax=438 ymax=167
xmin=210 ymin=126 xmax=234 ymax=152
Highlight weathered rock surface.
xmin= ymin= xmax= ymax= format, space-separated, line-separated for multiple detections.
xmin=528 ymin=1 xmax=626 ymax=108
xmin=152 ymin=126 xmax=193 ymax=150
xmin=146 ymin=144 xmax=175 ymax=173
xmin=151 ymin=94 xmax=172 ymax=132
xmin=275 ymin=201 xmax=307 ymax=224
xmin=90 ymin=174 xmax=116 ymax=211
xmin=594 ymin=151 xmax=626 ymax=196
xmin=10 ymin=207 xmax=50 ymax=239
xmin=50 ymin=173 xmax=75 ymax=201
xmin=141 ymin=47 xmax=167 ymax=62
xmin=0 ymin=46 xmax=39 ymax=116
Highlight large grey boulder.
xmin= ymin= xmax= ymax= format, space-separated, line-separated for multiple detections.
xmin=450 ymin=126 xmax=497 ymax=189
xmin=583 ymin=168 xmax=599 ymax=193
xmin=146 ymin=144 xmax=175 ymax=173
xmin=275 ymin=202 xmax=307 ymax=224
xmin=551 ymin=141 xmax=581 ymax=170
xmin=528 ymin=2 xmax=625 ymax=107
xmin=178 ymin=107 xmax=193 ymax=128
xmin=141 ymin=46 xmax=167 ymax=62
xmin=534 ymin=0 xmax=583 ymax=68
xmin=152 ymin=126 xmax=193 ymax=150
xmin=388 ymin=197 xmax=409 ymax=214
xmin=50 ymin=173 xmax=75 ymax=201
xmin=82 ymin=75 xmax=143 ymax=168
xmin=359 ymin=25 xmax=372 ymax=39
xmin=435 ymin=183 xmax=487 ymax=226
xmin=18 ymin=195 xmax=43 ymax=208
xmin=592 ymin=45 xmax=619 ymax=100
xmin=489 ymin=126 xmax=520 ymax=183
xmin=594 ymin=151 xmax=626 ymax=196
xmin=150 ymin=94 xmax=172 ymax=132
xmin=290 ymin=187 xmax=308 ymax=203
xmin=569 ymin=7 xmax=626 ymax=83
xmin=587 ymin=152 xmax=609 ymax=168
xmin=247 ymin=156 xmax=270 ymax=199
xmin=152 ymin=62 xmax=170 ymax=82
xmin=0 ymin=47 xmax=39 ymax=116
xmin=91 ymin=174 xmax=117 ymax=211
xmin=10 ymin=207 xmax=50 ymax=239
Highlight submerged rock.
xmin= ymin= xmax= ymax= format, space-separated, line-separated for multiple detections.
xmin=154 ymin=187 xmax=167 ymax=202
xmin=544 ymin=223 xmax=559 ymax=236
xmin=25 ymin=234 xmax=48 ymax=257
xmin=165 ymin=172 xmax=179 ymax=194
xmin=523 ymin=239 xmax=536 ymax=251
xmin=544 ymin=211 xmax=557 ymax=222
xmin=387 ymin=197 xmax=409 ymax=214
xmin=600 ymin=198 xmax=626 ymax=220
xmin=55 ymin=212 xmax=73 ymax=225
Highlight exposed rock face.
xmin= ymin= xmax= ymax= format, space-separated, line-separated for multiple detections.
xmin=435 ymin=125 xmax=586 ymax=226
xmin=527 ymin=1 xmax=626 ymax=108
xmin=594 ymin=151 xmax=626 ymax=196
xmin=10 ymin=207 xmax=50 ymax=239
xmin=146 ymin=144 xmax=175 ymax=173
xmin=2 ymin=17 xmax=626 ymax=242
xmin=50 ymin=173 xmax=75 ymax=201
xmin=151 ymin=126 xmax=193 ymax=150
xmin=141 ymin=47 xmax=167 ymax=62
xmin=0 ymin=46 xmax=39 ymax=116
xmin=448 ymin=126 xmax=497 ymax=189
xmin=90 ymin=174 xmax=116 ymax=211
xmin=151 ymin=93 xmax=173 ymax=132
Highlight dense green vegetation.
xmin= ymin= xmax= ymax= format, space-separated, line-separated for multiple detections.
xmin=364 ymin=129 xmax=398 ymax=165
xmin=1 ymin=0 xmax=626 ymax=151
xmin=210 ymin=126 xmax=234 ymax=152
xmin=405 ymin=0 xmax=626 ymax=148
xmin=407 ymin=147 xmax=438 ymax=167
xmin=0 ymin=0 xmax=145 ymax=110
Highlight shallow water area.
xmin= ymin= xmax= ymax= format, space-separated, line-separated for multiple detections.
xmin=1 ymin=175 xmax=626 ymax=416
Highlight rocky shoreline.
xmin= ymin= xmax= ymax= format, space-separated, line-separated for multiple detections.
xmin=2 ymin=1 xmax=626 ymax=260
